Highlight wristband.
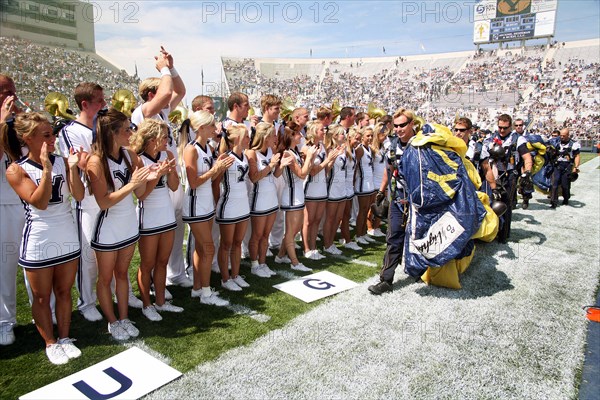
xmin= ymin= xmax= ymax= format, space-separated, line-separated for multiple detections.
xmin=160 ymin=67 xmax=171 ymax=77
xmin=169 ymin=67 xmax=179 ymax=78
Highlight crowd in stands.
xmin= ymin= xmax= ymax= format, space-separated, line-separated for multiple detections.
xmin=0 ymin=37 xmax=139 ymax=113
xmin=223 ymin=44 xmax=599 ymax=142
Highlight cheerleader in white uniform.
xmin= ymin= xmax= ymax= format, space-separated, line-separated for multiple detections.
xmin=87 ymin=109 xmax=155 ymax=341
xmin=340 ymin=127 xmax=363 ymax=251
xmin=182 ymin=111 xmax=232 ymax=305
xmin=215 ymin=125 xmax=252 ymax=291
xmin=275 ymin=124 xmax=318 ymax=272
xmin=246 ymin=122 xmax=281 ymax=278
xmin=130 ymin=119 xmax=184 ymax=321
xmin=354 ymin=127 xmax=377 ymax=244
xmin=301 ymin=121 xmax=341 ymax=260
xmin=367 ymin=123 xmax=389 ymax=237
xmin=322 ymin=125 xmax=347 ymax=255
xmin=6 ymin=113 xmax=84 ymax=364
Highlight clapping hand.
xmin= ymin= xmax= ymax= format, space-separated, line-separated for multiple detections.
xmin=68 ymin=147 xmax=83 ymax=170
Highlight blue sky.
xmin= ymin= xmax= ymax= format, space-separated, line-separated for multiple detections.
xmin=93 ymin=0 xmax=599 ymax=99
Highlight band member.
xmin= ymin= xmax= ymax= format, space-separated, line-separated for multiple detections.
xmin=6 ymin=112 xmax=84 ymax=363
xmin=58 ymin=82 xmax=110 ymax=320
xmin=131 ymin=47 xmax=190 ymax=289
xmin=87 ymin=109 xmax=155 ymax=340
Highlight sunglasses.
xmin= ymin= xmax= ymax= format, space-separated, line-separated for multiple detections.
xmin=394 ymin=121 xmax=410 ymax=128
xmin=454 ymin=128 xmax=468 ymax=132
xmin=498 ymin=126 xmax=510 ymax=130
xmin=514 ymin=124 xmax=524 ymax=127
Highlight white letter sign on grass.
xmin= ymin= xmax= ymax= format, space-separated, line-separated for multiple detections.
xmin=273 ymin=271 xmax=358 ymax=303
xmin=20 ymin=347 xmax=181 ymax=400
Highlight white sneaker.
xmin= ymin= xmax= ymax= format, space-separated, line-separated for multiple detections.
xmin=369 ymin=228 xmax=386 ymax=237
xmin=344 ymin=241 xmax=362 ymax=251
xmin=294 ymin=242 xmax=301 ymax=249
xmin=80 ymin=306 xmax=103 ymax=322
xmin=261 ymin=264 xmax=277 ymax=276
xmin=291 ymin=263 xmax=312 ymax=272
xmin=108 ymin=321 xmax=130 ymax=341
xmin=232 ymin=275 xmax=250 ymax=288
xmin=191 ymin=288 xmax=202 ymax=298
xmin=275 ymin=255 xmax=291 ymax=264
xmin=155 ymin=301 xmax=184 ymax=313
xmin=57 ymin=337 xmax=82 ymax=359
xmin=314 ymin=250 xmax=326 ymax=260
xmin=0 ymin=325 xmax=15 ymax=346
xmin=119 ymin=319 xmax=139 ymax=337
xmin=356 ymin=236 xmax=369 ymax=245
xmin=46 ymin=343 xmax=69 ymax=365
xmin=324 ymin=245 xmax=342 ymax=255
xmin=142 ymin=305 xmax=163 ymax=322
xmin=362 ymin=234 xmax=377 ymax=243
xmin=266 ymin=248 xmax=273 ymax=257
xmin=221 ymin=279 xmax=242 ymax=292
xmin=200 ymin=291 xmax=230 ymax=307
xmin=251 ymin=265 xmax=272 ymax=278
xmin=128 ymin=293 xmax=143 ymax=309
xmin=304 ymin=250 xmax=321 ymax=260
xmin=167 ymin=276 xmax=193 ymax=288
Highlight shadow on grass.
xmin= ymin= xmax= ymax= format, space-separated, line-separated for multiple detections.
xmin=414 ymin=242 xmax=514 ymax=300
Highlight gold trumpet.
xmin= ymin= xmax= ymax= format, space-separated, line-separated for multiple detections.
xmin=280 ymin=98 xmax=295 ymax=122
xmin=331 ymin=99 xmax=341 ymax=120
xmin=367 ymin=102 xmax=386 ymax=121
xmin=112 ymin=89 xmax=137 ymax=117
xmin=44 ymin=92 xmax=75 ymax=120
xmin=168 ymin=102 xmax=189 ymax=124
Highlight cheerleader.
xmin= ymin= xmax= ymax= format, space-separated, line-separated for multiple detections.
xmin=354 ymin=127 xmax=377 ymax=245
xmin=86 ymin=109 xmax=155 ymax=341
xmin=129 ymin=119 xmax=184 ymax=321
xmin=182 ymin=111 xmax=232 ymax=305
xmin=323 ymin=125 xmax=347 ymax=255
xmin=6 ymin=113 xmax=84 ymax=364
xmin=367 ymin=123 xmax=389 ymax=237
xmin=246 ymin=122 xmax=281 ymax=277
xmin=275 ymin=124 xmax=318 ymax=271
xmin=302 ymin=121 xmax=341 ymax=259
xmin=340 ymin=127 xmax=363 ymax=251
xmin=215 ymin=124 xmax=252 ymax=291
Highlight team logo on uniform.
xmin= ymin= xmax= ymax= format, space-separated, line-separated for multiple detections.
xmin=496 ymin=0 xmax=531 ymax=16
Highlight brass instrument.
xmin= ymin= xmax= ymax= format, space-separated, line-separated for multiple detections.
xmin=168 ymin=102 xmax=189 ymax=124
xmin=44 ymin=92 xmax=75 ymax=120
xmin=112 ymin=89 xmax=137 ymax=117
xmin=367 ymin=102 xmax=386 ymax=121
xmin=331 ymin=99 xmax=341 ymax=120
xmin=280 ymin=98 xmax=295 ymax=122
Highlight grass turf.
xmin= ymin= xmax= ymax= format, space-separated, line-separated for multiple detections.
xmin=0 ymin=227 xmax=385 ymax=398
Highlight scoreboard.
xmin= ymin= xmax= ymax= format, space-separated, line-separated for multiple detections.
xmin=474 ymin=0 xmax=557 ymax=44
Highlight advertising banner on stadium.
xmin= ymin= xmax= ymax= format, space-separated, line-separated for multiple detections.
xmin=473 ymin=0 xmax=558 ymax=44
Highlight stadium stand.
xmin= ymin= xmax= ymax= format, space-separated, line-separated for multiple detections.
xmin=0 ymin=37 xmax=140 ymax=113
xmin=222 ymin=39 xmax=599 ymax=143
